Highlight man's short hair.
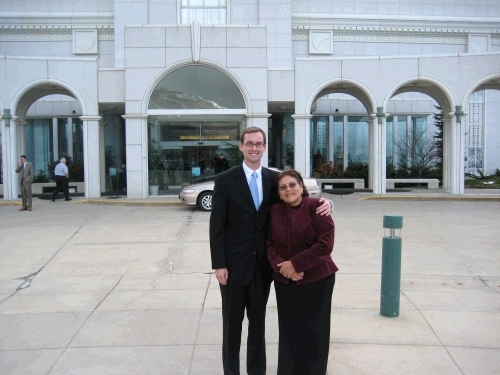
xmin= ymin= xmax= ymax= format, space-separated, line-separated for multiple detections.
xmin=240 ymin=127 xmax=266 ymax=145
xmin=20 ymin=155 xmax=26 ymax=159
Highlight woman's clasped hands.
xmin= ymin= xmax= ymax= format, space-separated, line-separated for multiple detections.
xmin=277 ymin=260 xmax=304 ymax=282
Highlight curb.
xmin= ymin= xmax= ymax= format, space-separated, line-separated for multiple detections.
xmin=0 ymin=201 xmax=21 ymax=206
xmin=74 ymin=199 xmax=184 ymax=206
xmin=360 ymin=195 xmax=500 ymax=202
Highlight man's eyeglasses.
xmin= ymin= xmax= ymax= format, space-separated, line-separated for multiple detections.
xmin=243 ymin=142 xmax=265 ymax=149
xmin=278 ymin=182 xmax=299 ymax=191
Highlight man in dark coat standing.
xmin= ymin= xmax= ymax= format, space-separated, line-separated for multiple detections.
xmin=210 ymin=127 xmax=332 ymax=375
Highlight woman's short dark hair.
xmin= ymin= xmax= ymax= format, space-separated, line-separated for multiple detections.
xmin=276 ymin=169 xmax=309 ymax=197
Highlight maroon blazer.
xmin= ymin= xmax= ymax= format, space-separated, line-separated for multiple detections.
xmin=266 ymin=196 xmax=338 ymax=285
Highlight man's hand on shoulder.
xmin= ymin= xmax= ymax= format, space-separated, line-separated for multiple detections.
xmin=316 ymin=198 xmax=334 ymax=216
xmin=215 ymin=268 xmax=228 ymax=285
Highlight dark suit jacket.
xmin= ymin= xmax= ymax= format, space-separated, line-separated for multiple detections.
xmin=210 ymin=164 xmax=280 ymax=287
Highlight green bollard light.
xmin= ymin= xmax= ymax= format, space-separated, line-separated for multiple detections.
xmin=380 ymin=215 xmax=403 ymax=317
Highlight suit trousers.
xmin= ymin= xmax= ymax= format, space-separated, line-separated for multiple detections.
xmin=53 ymin=175 xmax=69 ymax=200
xmin=219 ymin=266 xmax=272 ymax=375
xmin=274 ymin=273 xmax=335 ymax=375
xmin=20 ymin=180 xmax=32 ymax=208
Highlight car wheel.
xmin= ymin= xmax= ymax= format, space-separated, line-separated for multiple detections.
xmin=198 ymin=192 xmax=212 ymax=211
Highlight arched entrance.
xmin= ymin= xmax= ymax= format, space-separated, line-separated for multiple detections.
xmin=146 ymin=64 xmax=247 ymax=195
xmin=297 ymin=79 xmax=378 ymax=189
xmin=384 ymin=77 xmax=456 ymax=192
xmin=461 ymin=74 xmax=500 ymax=187
xmin=5 ymin=79 xmax=101 ymax=199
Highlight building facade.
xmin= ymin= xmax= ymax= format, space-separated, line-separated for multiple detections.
xmin=1 ymin=0 xmax=499 ymax=199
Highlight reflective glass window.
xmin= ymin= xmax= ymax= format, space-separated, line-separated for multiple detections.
xmin=333 ymin=116 xmax=344 ymax=169
xmin=348 ymin=116 xmax=369 ymax=164
xmin=149 ymin=65 xmax=245 ymax=110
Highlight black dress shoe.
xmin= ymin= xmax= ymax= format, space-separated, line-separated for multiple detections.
xmin=65 ymin=198 xmax=72 ymax=201
xmin=51 ymin=198 xmax=55 ymax=202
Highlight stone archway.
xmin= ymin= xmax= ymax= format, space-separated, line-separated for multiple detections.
xmin=461 ymin=74 xmax=500 ymax=180
xmin=383 ymin=77 xmax=455 ymax=192
xmin=8 ymin=80 xmax=101 ymax=198
xmin=297 ymin=78 xmax=379 ymax=190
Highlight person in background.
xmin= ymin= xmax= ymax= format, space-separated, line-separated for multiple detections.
xmin=214 ymin=153 xmax=222 ymax=174
xmin=267 ymin=169 xmax=337 ymax=375
xmin=15 ymin=155 xmax=34 ymax=211
xmin=219 ymin=153 xmax=229 ymax=172
xmin=52 ymin=158 xmax=71 ymax=202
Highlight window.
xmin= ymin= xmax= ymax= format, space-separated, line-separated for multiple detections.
xmin=348 ymin=116 xmax=369 ymax=164
xmin=149 ymin=65 xmax=245 ymax=110
xmin=467 ymin=91 xmax=485 ymax=172
xmin=181 ymin=0 xmax=227 ymax=25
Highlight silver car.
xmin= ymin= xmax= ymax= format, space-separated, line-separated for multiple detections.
xmin=179 ymin=168 xmax=322 ymax=211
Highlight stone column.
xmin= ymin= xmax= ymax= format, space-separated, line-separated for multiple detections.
xmin=442 ymin=117 xmax=452 ymax=191
xmin=66 ymin=118 xmax=73 ymax=158
xmin=246 ymin=113 xmax=271 ymax=168
xmin=343 ymin=115 xmax=348 ymax=168
xmin=99 ymin=119 xmax=107 ymax=193
xmin=449 ymin=108 xmax=465 ymax=195
xmin=292 ymin=114 xmax=312 ymax=177
xmin=122 ymin=114 xmax=148 ymax=198
xmin=328 ymin=115 xmax=334 ymax=162
xmin=1 ymin=110 xmax=17 ymax=200
xmin=457 ymin=116 xmax=466 ymax=194
xmin=52 ymin=118 xmax=58 ymax=160
xmin=368 ymin=117 xmax=374 ymax=189
xmin=371 ymin=109 xmax=387 ymax=195
xmin=9 ymin=115 xmax=19 ymax=199
xmin=18 ymin=119 xmax=27 ymax=157
xmin=80 ymin=115 xmax=102 ymax=198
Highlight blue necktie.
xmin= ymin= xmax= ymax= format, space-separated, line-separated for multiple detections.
xmin=249 ymin=171 xmax=259 ymax=210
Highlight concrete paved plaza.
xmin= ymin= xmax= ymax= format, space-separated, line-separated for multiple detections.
xmin=0 ymin=192 xmax=499 ymax=374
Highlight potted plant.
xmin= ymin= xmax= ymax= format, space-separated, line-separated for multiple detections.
xmin=148 ymin=138 xmax=164 ymax=195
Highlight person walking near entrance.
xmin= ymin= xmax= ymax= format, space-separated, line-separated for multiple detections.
xmin=219 ymin=153 xmax=229 ymax=172
xmin=15 ymin=155 xmax=34 ymax=211
xmin=210 ymin=127 xmax=333 ymax=375
xmin=52 ymin=158 xmax=71 ymax=202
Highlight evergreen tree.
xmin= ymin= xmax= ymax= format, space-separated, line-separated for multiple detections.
xmin=433 ymin=106 xmax=443 ymax=170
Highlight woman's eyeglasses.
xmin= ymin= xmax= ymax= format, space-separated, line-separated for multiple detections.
xmin=278 ymin=182 xmax=298 ymax=191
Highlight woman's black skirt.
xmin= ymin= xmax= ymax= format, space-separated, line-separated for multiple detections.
xmin=274 ymin=273 xmax=335 ymax=375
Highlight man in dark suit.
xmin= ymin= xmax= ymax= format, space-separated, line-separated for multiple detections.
xmin=210 ymin=127 xmax=332 ymax=375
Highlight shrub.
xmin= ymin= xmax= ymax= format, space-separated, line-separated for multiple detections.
xmin=33 ymin=169 xmax=49 ymax=183
xmin=312 ymin=161 xmax=343 ymax=178
xmin=313 ymin=160 xmax=369 ymax=184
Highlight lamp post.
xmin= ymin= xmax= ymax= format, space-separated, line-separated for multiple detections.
xmin=380 ymin=214 xmax=403 ymax=317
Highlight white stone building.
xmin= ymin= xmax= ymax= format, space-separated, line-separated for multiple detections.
xmin=1 ymin=0 xmax=499 ymax=199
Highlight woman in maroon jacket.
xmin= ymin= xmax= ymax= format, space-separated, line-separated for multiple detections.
xmin=267 ymin=169 xmax=338 ymax=375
